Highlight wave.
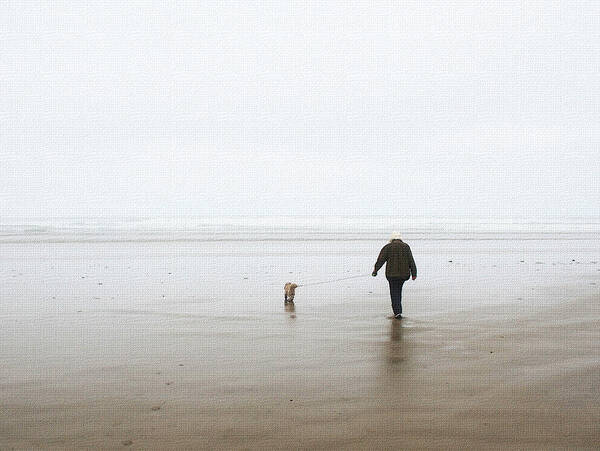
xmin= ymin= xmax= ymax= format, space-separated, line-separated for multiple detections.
xmin=0 ymin=215 xmax=598 ymax=243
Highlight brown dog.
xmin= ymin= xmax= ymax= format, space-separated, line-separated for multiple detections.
xmin=284 ymin=283 xmax=298 ymax=303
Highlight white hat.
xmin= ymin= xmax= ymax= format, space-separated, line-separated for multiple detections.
xmin=389 ymin=232 xmax=402 ymax=241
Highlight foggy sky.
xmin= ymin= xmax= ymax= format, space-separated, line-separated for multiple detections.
xmin=2 ymin=1 xmax=598 ymax=217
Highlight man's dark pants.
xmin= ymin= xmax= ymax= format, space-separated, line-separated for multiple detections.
xmin=387 ymin=278 xmax=405 ymax=316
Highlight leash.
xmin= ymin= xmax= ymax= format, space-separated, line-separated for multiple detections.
xmin=297 ymin=274 xmax=371 ymax=287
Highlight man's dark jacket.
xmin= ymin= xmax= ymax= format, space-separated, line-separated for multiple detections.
xmin=374 ymin=239 xmax=417 ymax=280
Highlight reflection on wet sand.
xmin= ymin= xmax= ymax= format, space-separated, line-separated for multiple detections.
xmin=284 ymin=301 xmax=296 ymax=317
xmin=386 ymin=319 xmax=408 ymax=369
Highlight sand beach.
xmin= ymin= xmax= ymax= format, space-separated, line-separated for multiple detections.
xmin=1 ymin=217 xmax=598 ymax=449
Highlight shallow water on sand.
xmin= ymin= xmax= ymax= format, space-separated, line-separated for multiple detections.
xmin=1 ymin=228 xmax=599 ymax=449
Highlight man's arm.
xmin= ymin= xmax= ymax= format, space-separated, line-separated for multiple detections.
xmin=372 ymin=245 xmax=388 ymax=276
xmin=408 ymin=246 xmax=417 ymax=279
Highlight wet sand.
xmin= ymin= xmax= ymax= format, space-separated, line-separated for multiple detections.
xmin=1 ymin=238 xmax=599 ymax=449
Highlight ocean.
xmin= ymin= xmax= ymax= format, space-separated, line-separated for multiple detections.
xmin=1 ymin=215 xmax=598 ymax=242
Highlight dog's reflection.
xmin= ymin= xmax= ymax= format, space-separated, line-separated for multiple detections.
xmin=284 ymin=301 xmax=296 ymax=318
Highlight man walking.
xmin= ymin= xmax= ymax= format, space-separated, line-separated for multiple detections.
xmin=372 ymin=232 xmax=417 ymax=319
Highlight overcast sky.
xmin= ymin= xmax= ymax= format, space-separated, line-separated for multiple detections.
xmin=2 ymin=1 xmax=598 ymax=217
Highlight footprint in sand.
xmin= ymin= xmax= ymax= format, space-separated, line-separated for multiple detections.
xmin=122 ymin=440 xmax=133 ymax=446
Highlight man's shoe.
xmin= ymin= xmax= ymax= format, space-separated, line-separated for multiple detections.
xmin=394 ymin=314 xmax=403 ymax=320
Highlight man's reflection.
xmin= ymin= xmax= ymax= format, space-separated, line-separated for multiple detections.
xmin=386 ymin=319 xmax=406 ymax=367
